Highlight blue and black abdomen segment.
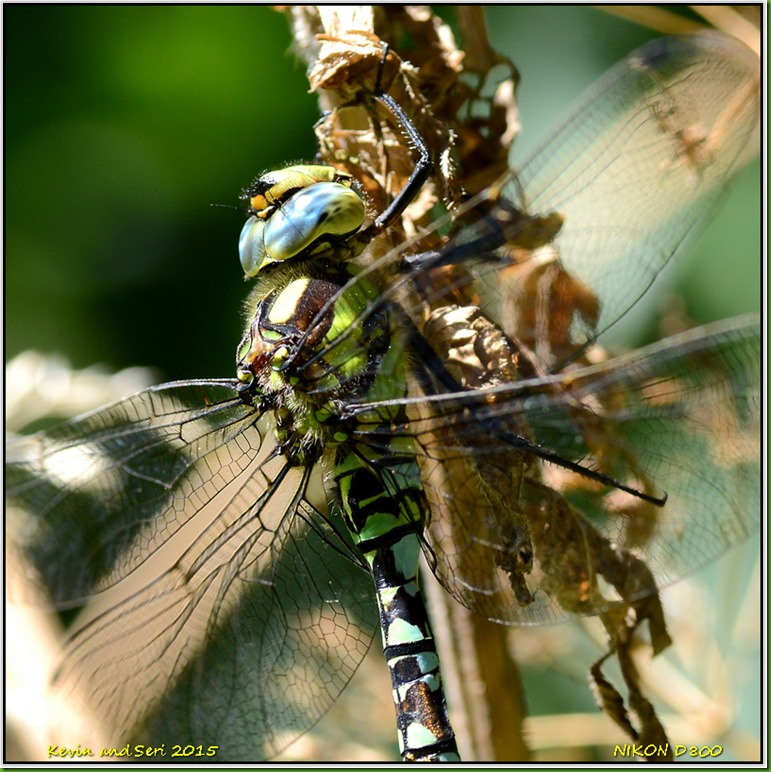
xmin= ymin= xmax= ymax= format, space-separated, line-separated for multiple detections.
xmin=335 ymin=450 xmax=460 ymax=762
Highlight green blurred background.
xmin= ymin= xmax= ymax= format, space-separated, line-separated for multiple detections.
xmin=6 ymin=6 xmax=316 ymax=379
xmin=5 ymin=6 xmax=759 ymax=381
xmin=4 ymin=5 xmax=761 ymax=762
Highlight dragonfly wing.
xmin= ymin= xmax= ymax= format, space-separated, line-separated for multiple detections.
xmin=7 ymin=379 xmax=377 ymax=760
xmin=459 ymin=32 xmax=759 ymax=367
xmin=7 ymin=380 xmax=257 ymax=604
xmin=522 ymin=315 xmax=761 ymax=590
xmin=349 ymin=316 xmax=760 ymax=623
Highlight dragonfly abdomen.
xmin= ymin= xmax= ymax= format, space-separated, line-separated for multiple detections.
xmin=336 ymin=451 xmax=460 ymax=762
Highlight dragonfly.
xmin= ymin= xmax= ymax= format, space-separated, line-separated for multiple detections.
xmin=6 ymin=30 xmax=760 ymax=762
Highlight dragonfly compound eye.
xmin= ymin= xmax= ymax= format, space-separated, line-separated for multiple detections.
xmin=239 ymin=215 xmax=267 ymax=278
xmin=239 ymin=181 xmax=366 ymax=278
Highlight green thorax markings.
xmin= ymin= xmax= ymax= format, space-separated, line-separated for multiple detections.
xmin=236 ymin=255 xmax=407 ymax=460
xmin=235 ymin=165 xmax=412 ymax=460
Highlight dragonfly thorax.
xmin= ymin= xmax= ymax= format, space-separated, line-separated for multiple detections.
xmin=236 ymin=261 xmax=397 ymax=465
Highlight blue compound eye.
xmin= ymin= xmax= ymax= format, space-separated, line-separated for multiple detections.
xmin=239 ymin=181 xmax=366 ymax=277
xmin=239 ymin=216 xmax=266 ymax=278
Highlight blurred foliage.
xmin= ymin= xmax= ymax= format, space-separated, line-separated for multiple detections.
xmin=6 ymin=6 xmax=317 ymax=378
xmin=5 ymin=6 xmax=758 ymax=381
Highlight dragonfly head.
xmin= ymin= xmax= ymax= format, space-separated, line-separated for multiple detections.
xmin=239 ymin=165 xmax=366 ymax=278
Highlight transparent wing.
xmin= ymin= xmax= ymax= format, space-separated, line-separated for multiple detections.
xmin=488 ymin=32 xmax=760 ymax=360
xmin=6 ymin=380 xmax=377 ymax=760
xmin=340 ymin=32 xmax=758 ymax=371
xmin=346 ymin=316 xmax=760 ymax=623
xmin=7 ymin=380 xmax=259 ymax=603
xmin=298 ymin=32 xmax=760 ymax=624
